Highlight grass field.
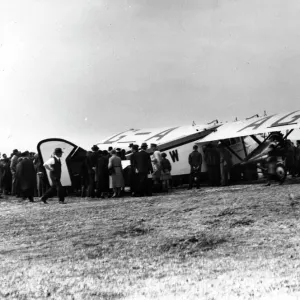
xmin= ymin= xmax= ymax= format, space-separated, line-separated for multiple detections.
xmin=1 ymin=180 xmax=300 ymax=300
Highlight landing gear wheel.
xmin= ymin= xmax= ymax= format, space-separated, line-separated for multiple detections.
xmin=275 ymin=164 xmax=286 ymax=183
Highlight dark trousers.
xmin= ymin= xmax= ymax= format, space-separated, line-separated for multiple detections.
xmin=1 ymin=178 xmax=11 ymax=195
xmin=96 ymin=176 xmax=109 ymax=197
xmin=36 ymin=173 xmax=46 ymax=197
xmin=41 ymin=179 xmax=65 ymax=202
xmin=87 ymin=172 xmax=95 ymax=197
xmin=138 ymin=173 xmax=152 ymax=196
xmin=21 ymin=188 xmax=34 ymax=201
xmin=130 ymin=172 xmax=138 ymax=194
xmin=220 ymin=164 xmax=229 ymax=186
xmin=189 ymin=170 xmax=200 ymax=188
xmin=207 ymin=165 xmax=220 ymax=186
xmin=11 ymin=173 xmax=19 ymax=196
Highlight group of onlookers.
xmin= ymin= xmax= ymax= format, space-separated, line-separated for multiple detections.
xmin=82 ymin=143 xmax=172 ymax=199
xmin=2 ymin=136 xmax=300 ymax=202
xmin=0 ymin=149 xmax=47 ymax=200
xmin=187 ymin=142 xmax=232 ymax=190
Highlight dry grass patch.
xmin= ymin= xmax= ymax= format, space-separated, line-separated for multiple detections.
xmin=2 ymin=180 xmax=300 ymax=299
xmin=159 ymin=231 xmax=228 ymax=256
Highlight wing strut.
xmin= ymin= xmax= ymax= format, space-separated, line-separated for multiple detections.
xmin=220 ymin=141 xmax=243 ymax=162
xmin=250 ymin=135 xmax=262 ymax=145
xmin=283 ymin=129 xmax=294 ymax=140
xmin=241 ymin=137 xmax=248 ymax=157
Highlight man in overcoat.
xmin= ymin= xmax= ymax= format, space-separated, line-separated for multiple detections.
xmin=16 ymin=151 xmax=36 ymax=202
xmin=129 ymin=144 xmax=139 ymax=196
xmin=132 ymin=143 xmax=153 ymax=196
xmin=96 ymin=150 xmax=110 ymax=198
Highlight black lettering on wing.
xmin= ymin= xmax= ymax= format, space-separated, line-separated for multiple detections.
xmin=269 ymin=111 xmax=300 ymax=127
xmin=237 ymin=115 xmax=275 ymax=133
xmin=146 ymin=127 xmax=179 ymax=142
xmin=169 ymin=150 xmax=179 ymax=163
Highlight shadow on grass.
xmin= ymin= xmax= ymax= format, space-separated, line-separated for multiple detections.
xmin=230 ymin=218 xmax=255 ymax=228
xmin=113 ymin=220 xmax=154 ymax=238
xmin=82 ymin=291 xmax=125 ymax=300
xmin=218 ymin=207 xmax=239 ymax=217
xmin=158 ymin=232 xmax=228 ymax=257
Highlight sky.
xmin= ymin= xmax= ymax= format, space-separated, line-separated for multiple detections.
xmin=1 ymin=0 xmax=300 ymax=155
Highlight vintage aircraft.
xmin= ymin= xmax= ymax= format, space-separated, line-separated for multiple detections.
xmin=37 ymin=110 xmax=300 ymax=189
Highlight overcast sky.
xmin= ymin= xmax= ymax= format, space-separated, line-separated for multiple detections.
xmin=1 ymin=0 xmax=300 ymax=155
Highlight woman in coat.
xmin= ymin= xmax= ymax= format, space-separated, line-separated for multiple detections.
xmin=108 ymin=150 xmax=124 ymax=198
xmin=160 ymin=153 xmax=172 ymax=192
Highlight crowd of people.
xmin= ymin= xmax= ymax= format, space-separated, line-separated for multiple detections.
xmin=0 ymin=143 xmax=173 ymax=202
xmin=82 ymin=142 xmax=172 ymax=199
xmin=0 ymin=149 xmax=46 ymax=201
xmin=1 ymin=136 xmax=300 ymax=203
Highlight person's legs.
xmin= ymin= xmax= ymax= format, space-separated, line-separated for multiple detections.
xmin=56 ymin=181 xmax=65 ymax=202
xmin=87 ymin=172 xmax=95 ymax=198
xmin=41 ymin=185 xmax=56 ymax=203
xmin=188 ymin=171 xmax=194 ymax=189
xmin=11 ymin=174 xmax=16 ymax=196
xmin=26 ymin=188 xmax=34 ymax=202
xmin=138 ymin=173 xmax=145 ymax=196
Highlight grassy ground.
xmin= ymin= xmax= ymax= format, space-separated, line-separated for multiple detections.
xmin=1 ymin=180 xmax=300 ymax=300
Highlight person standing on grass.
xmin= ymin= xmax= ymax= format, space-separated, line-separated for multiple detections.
xmin=218 ymin=142 xmax=232 ymax=186
xmin=188 ymin=145 xmax=202 ymax=189
xmin=129 ymin=144 xmax=139 ymax=197
xmin=40 ymin=148 xmax=65 ymax=204
xmin=150 ymin=143 xmax=162 ymax=191
xmin=10 ymin=149 xmax=19 ymax=196
xmin=16 ymin=151 xmax=36 ymax=202
xmin=0 ymin=155 xmax=11 ymax=197
xmin=96 ymin=150 xmax=110 ymax=199
xmin=108 ymin=149 xmax=124 ymax=198
xmin=160 ymin=153 xmax=172 ymax=192
xmin=33 ymin=153 xmax=46 ymax=197
xmin=132 ymin=143 xmax=153 ymax=196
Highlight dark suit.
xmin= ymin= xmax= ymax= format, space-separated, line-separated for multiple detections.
xmin=96 ymin=155 xmax=109 ymax=196
xmin=132 ymin=150 xmax=153 ymax=196
xmin=130 ymin=152 xmax=138 ymax=194
xmin=188 ymin=150 xmax=202 ymax=189
xmin=86 ymin=152 xmax=98 ymax=197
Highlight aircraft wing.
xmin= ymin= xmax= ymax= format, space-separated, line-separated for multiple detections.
xmin=96 ymin=124 xmax=220 ymax=151
xmin=198 ymin=110 xmax=300 ymax=143
xmin=156 ymin=125 xmax=220 ymax=151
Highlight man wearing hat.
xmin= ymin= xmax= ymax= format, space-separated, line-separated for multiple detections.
xmin=132 ymin=143 xmax=153 ymax=196
xmin=86 ymin=145 xmax=99 ymax=198
xmin=40 ymin=148 xmax=65 ymax=204
xmin=129 ymin=144 xmax=139 ymax=196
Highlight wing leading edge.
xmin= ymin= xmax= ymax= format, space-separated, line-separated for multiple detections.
xmin=199 ymin=110 xmax=300 ymax=143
